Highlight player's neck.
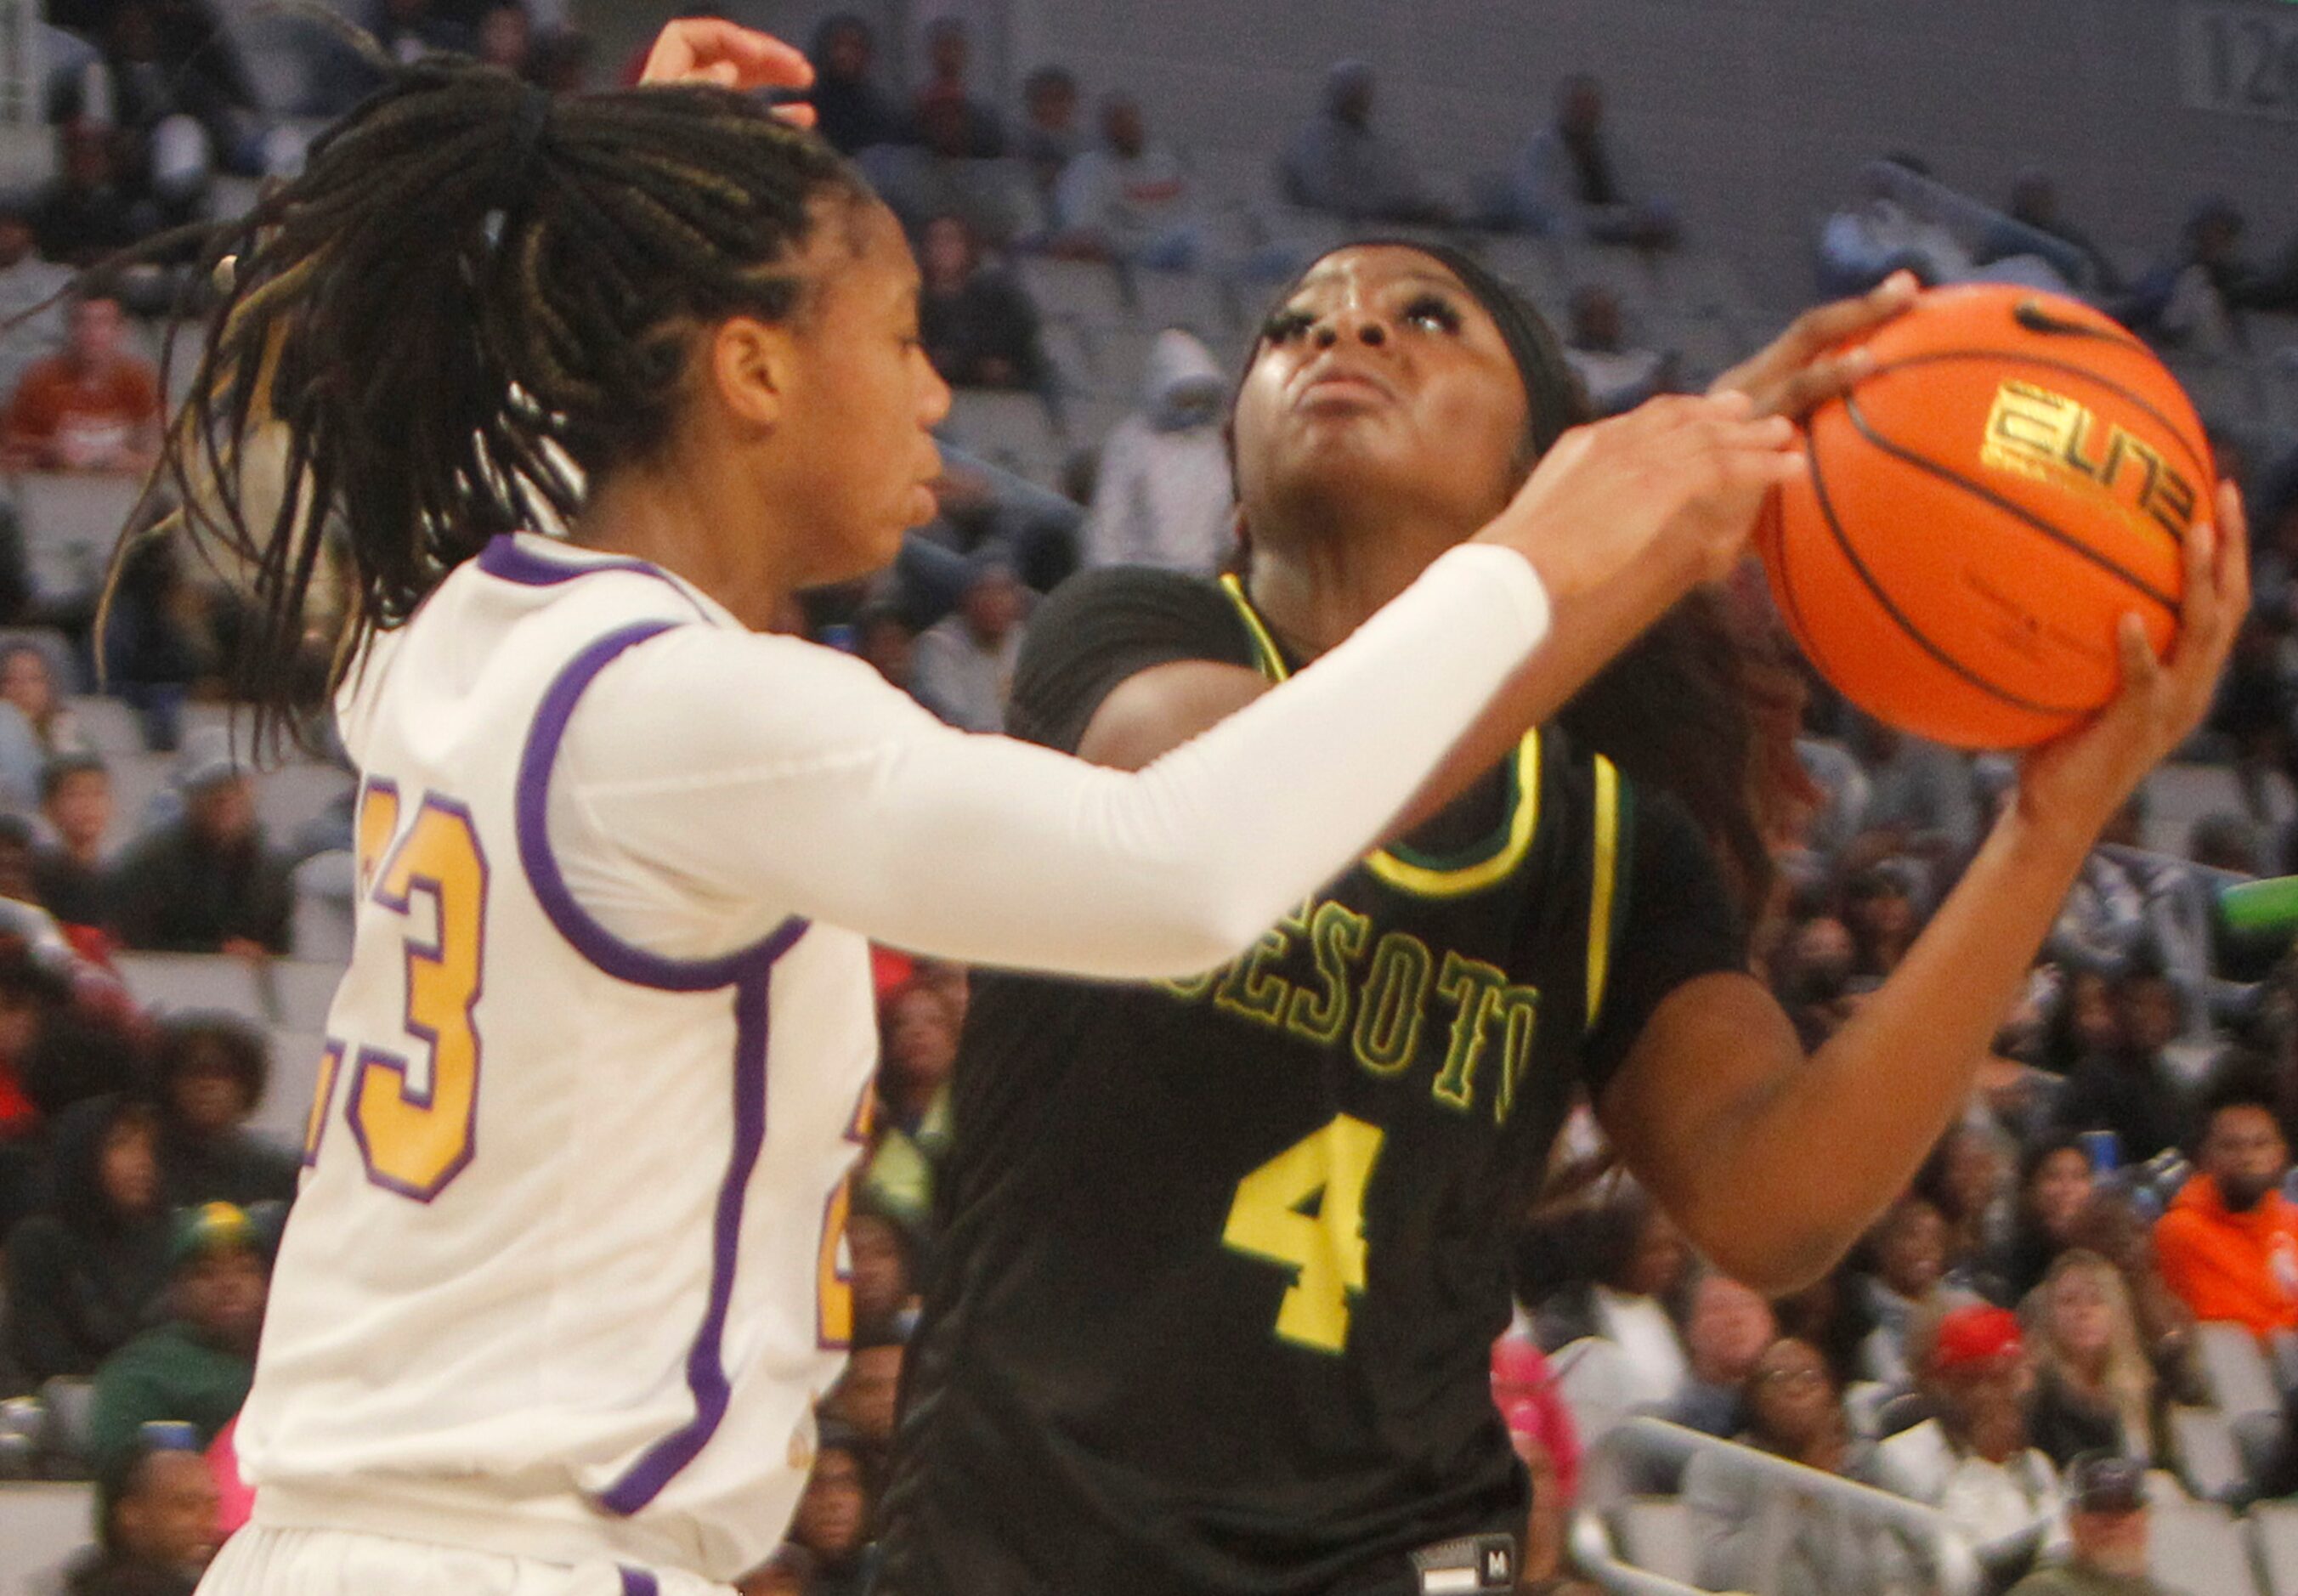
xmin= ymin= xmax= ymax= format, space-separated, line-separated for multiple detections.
xmin=1240 ymin=508 xmax=1473 ymax=659
xmin=573 ymin=459 xmax=801 ymax=631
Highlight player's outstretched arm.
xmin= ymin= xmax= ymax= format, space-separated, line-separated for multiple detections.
xmin=563 ymin=402 xmax=1793 ymax=982
xmin=1597 ymin=484 xmax=2249 ymax=1293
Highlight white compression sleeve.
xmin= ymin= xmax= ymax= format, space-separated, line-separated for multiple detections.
xmin=557 ymin=543 xmax=1549 ymax=979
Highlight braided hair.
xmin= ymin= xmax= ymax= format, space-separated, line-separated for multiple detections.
xmin=150 ymin=58 xmax=864 ymax=752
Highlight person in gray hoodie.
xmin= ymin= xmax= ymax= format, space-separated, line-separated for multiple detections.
xmin=1082 ymin=328 xmax=1235 ymax=574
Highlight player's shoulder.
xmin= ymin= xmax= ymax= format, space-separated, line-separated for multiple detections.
xmin=1027 ymin=563 xmax=1241 ymax=639
xmin=1010 ymin=565 xmax=1257 ymax=750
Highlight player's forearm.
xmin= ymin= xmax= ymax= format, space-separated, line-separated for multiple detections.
xmin=1385 ymin=550 xmax=1702 ymax=838
xmin=1706 ymin=806 xmax=2095 ymax=1285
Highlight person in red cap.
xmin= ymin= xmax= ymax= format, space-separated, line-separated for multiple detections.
xmin=1878 ymin=1304 xmax=2068 ymax=1582
xmin=2154 ymin=1078 xmax=2298 ymax=1342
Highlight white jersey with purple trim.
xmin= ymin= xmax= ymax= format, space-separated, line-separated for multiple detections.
xmin=241 ymin=535 xmax=871 ymax=1582
xmin=230 ymin=529 xmax=1552 ymax=1586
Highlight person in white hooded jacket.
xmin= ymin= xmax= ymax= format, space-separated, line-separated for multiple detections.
xmin=1080 ymin=327 xmax=1236 ymax=574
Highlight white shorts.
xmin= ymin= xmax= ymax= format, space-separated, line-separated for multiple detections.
xmin=198 ymin=1526 xmax=736 ymax=1596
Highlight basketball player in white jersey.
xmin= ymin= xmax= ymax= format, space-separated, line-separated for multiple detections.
xmin=151 ymin=23 xmax=1810 ymax=1596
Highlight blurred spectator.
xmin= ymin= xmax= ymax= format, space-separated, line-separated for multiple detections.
xmin=846 ymin=1203 xmax=920 ymax=1343
xmin=807 ymin=14 xmax=907 ymax=156
xmin=4 ymin=291 xmax=162 ymax=474
xmin=908 ymin=446 xmax=1084 ymax=602
xmin=2125 ymin=197 xmax=2250 ymax=356
xmin=1851 ymin=718 xmax=1984 ymax=867
xmin=2052 ymin=959 xmax=2189 ymax=1164
xmin=876 ymin=979 xmax=961 ymax=1140
xmin=111 ymin=736 xmax=293 ymax=956
xmin=1878 ymin=1305 xmax=2067 ymax=1572
xmin=1081 ymin=328 xmax=1233 ymax=573
xmin=3 ymin=1095 xmax=169 ymax=1384
xmin=1992 ymin=1134 xmax=2099 ymax=1304
xmin=36 ymin=753 xmax=117 ymax=931
xmin=916 ymin=215 xmax=1048 ymax=390
xmin=2188 ymin=811 xmax=2264 ymax=875
xmin=524 ymin=27 xmax=592 ymax=95
xmin=1491 ymin=1333 xmax=1582 ymax=1507
xmin=371 ymin=0 xmax=473 ymax=65
xmin=1016 ymin=65 xmax=1082 ymax=202
xmin=912 ymin=555 xmax=1027 ymax=733
xmin=1774 ymin=912 xmax=1859 ymax=1050
xmin=474 ymin=2 xmax=531 ymax=76
xmin=99 ymin=536 xmax=213 ymax=753
xmin=2153 ymin=1078 xmax=2298 ymax=1340
xmin=2023 ymin=1250 xmax=2160 ymax=1469
xmin=787 ymin=1433 xmax=878 ymax=1596
xmin=2005 ymin=1454 xmax=2184 ymax=1596
xmin=86 ymin=1201 xmax=267 ymax=1478
xmin=2037 ymin=969 xmax=2120 ymax=1079
xmin=1684 ymin=1337 xmax=1917 ymax=1596
xmin=856 ymin=603 xmax=951 ymax=722
xmin=1917 ymin=1121 xmax=2014 ymax=1292
xmin=1536 ymin=1191 xmax=1695 ymax=1443
xmin=1982 ymin=172 xmax=2121 ymax=297
xmin=0 ymin=198 xmax=73 ymax=405
xmin=56 ymin=0 xmax=261 ymax=207
xmin=1667 ymin=1275 xmax=1776 ymax=1436
xmin=1508 ymin=75 xmax=1678 ymax=250
xmin=3 ymin=642 xmax=88 ymax=758
xmin=30 ymin=121 xmax=154 ymax=269
xmin=1050 ymin=96 xmax=1201 ymax=270
xmin=2065 ymin=1191 xmax=2202 ymax=1399
xmin=1857 ymin=1195 xmax=1970 ymax=1387
xmin=61 ymin=1438 xmax=221 ymax=1596
xmin=869 ymin=98 xmax=1033 ymax=247
xmin=819 ymin=1327 xmax=903 ymax=1458
xmin=1843 ymin=867 xmax=1919 ymax=982
xmin=150 ymin=1016 xmax=296 ymax=1211
xmin=1561 ymin=285 xmax=1667 ymax=416
xmin=911 ymin=18 xmax=1003 ymax=159
xmin=1278 ymin=61 xmax=1448 ymax=225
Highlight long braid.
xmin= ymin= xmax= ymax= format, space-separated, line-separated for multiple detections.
xmin=149 ymin=59 xmax=862 ymax=756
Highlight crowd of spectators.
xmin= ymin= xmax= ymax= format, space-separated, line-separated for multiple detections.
xmin=4 ymin=14 xmax=2298 ymax=1596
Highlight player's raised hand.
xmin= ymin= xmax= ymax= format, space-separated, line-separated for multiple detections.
xmin=640 ymin=18 xmax=816 ymax=126
xmin=1473 ymin=390 xmax=1802 ymax=604
xmin=1711 ymin=270 xmax=1920 ymax=421
xmin=2018 ymin=480 xmax=2250 ymax=839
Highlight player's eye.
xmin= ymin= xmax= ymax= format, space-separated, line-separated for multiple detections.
xmin=1261 ymin=308 xmax=1316 ymax=344
xmin=1401 ymin=294 xmax=1463 ymax=335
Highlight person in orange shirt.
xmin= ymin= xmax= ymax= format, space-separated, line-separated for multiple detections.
xmin=2154 ymin=1080 xmax=2298 ymax=1340
xmin=3 ymin=290 xmax=161 ymax=473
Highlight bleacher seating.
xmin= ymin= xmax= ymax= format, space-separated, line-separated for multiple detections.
xmin=2200 ymin=1322 xmax=2288 ymax=1424
xmin=2171 ymin=1404 xmax=2251 ymax=1503
xmin=0 ymin=1481 xmax=95 ymax=1596
xmin=11 ymin=475 xmax=145 ymax=607
xmin=264 ymin=959 xmax=342 ymax=1033
xmin=110 ymin=950 xmax=269 ymax=1025
xmin=1609 ymin=1497 xmax=1699 ymax=1588
xmin=2151 ymin=1495 xmax=2261 ymax=1595
xmin=2254 ymin=1501 xmax=2298 ymax=1596
xmin=254 ymin=1027 xmax=326 ymax=1149
xmin=65 ymin=695 xmax=144 ymax=760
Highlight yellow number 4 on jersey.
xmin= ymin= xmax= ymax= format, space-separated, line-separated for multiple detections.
xmin=1221 ymin=1114 xmax=1386 ymax=1355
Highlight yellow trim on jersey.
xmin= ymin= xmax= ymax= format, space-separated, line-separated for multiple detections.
xmin=1217 ymin=573 xmax=1540 ymax=899
xmin=1586 ymin=755 xmax=1622 ymax=1030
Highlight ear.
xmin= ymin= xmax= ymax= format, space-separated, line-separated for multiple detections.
xmin=705 ymin=315 xmax=795 ymax=433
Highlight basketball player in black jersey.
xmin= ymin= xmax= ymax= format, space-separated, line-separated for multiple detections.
xmin=874 ymin=244 xmax=2247 ymax=1596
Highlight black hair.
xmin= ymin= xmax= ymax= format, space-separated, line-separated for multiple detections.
xmin=139 ymin=57 xmax=866 ymax=753
xmin=0 ymin=812 xmax=33 ymax=852
xmin=155 ymin=1011 xmax=271 ymax=1115
xmin=2018 ymin=1129 xmax=2092 ymax=1191
xmin=2195 ymin=1056 xmax=2285 ymax=1151
xmin=40 ymin=750 xmax=108 ymax=802
xmin=1022 ymin=64 xmax=1076 ymax=99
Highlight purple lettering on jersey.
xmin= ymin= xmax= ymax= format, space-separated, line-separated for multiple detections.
xmin=516 ymin=620 xmax=811 ymax=1514
xmin=617 ymin=1568 xmax=660 ymax=1596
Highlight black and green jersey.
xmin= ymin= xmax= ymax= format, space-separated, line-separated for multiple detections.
xmin=877 ymin=566 xmax=1744 ymax=1596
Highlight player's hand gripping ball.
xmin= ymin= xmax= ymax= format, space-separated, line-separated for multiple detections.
xmin=1757 ymin=284 xmax=2210 ymax=750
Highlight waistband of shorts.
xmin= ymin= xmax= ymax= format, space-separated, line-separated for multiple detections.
xmin=251 ymin=1475 xmax=682 ymax=1573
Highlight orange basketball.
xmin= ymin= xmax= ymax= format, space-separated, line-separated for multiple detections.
xmin=1757 ymin=284 xmax=2211 ymax=750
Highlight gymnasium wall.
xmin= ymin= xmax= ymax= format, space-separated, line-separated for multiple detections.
xmin=574 ymin=0 xmax=2298 ymax=316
